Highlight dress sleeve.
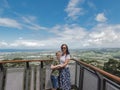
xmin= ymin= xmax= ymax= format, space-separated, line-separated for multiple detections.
xmin=66 ymin=54 xmax=70 ymax=59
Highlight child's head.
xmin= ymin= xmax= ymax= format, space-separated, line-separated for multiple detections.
xmin=56 ymin=51 xmax=61 ymax=60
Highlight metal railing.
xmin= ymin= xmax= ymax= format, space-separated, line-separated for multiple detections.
xmin=71 ymin=58 xmax=120 ymax=90
xmin=0 ymin=59 xmax=120 ymax=90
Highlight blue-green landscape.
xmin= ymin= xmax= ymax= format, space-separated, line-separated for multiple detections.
xmin=0 ymin=48 xmax=120 ymax=77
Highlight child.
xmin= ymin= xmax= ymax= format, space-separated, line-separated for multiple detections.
xmin=50 ymin=51 xmax=61 ymax=90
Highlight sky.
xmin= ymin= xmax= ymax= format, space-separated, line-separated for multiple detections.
xmin=0 ymin=0 xmax=120 ymax=49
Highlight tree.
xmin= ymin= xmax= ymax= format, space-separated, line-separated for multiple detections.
xmin=103 ymin=58 xmax=120 ymax=77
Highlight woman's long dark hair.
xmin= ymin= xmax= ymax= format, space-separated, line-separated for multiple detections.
xmin=61 ymin=44 xmax=70 ymax=55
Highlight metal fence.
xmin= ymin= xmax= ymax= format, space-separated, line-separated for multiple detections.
xmin=0 ymin=59 xmax=120 ymax=90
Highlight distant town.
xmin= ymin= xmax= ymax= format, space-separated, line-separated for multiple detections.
xmin=0 ymin=48 xmax=120 ymax=77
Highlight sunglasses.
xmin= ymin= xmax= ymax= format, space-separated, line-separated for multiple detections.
xmin=61 ymin=47 xmax=66 ymax=50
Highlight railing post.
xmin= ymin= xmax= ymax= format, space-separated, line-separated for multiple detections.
xmin=75 ymin=61 xmax=77 ymax=87
xmin=96 ymin=72 xmax=104 ymax=90
xmin=0 ymin=64 xmax=3 ymax=71
xmin=0 ymin=64 xmax=4 ymax=90
xmin=79 ymin=65 xmax=84 ymax=90
xmin=25 ymin=62 xmax=30 ymax=90
xmin=40 ymin=61 xmax=44 ymax=90
xmin=26 ymin=62 xmax=30 ymax=69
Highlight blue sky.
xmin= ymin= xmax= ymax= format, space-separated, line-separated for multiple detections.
xmin=0 ymin=0 xmax=120 ymax=49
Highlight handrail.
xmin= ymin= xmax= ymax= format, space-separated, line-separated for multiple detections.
xmin=71 ymin=58 xmax=120 ymax=84
xmin=0 ymin=59 xmax=53 ymax=64
xmin=0 ymin=59 xmax=120 ymax=84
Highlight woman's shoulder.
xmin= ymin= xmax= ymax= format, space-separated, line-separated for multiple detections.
xmin=66 ymin=54 xmax=70 ymax=59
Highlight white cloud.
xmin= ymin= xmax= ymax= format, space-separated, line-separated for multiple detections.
xmin=50 ymin=24 xmax=120 ymax=48
xmin=10 ymin=40 xmax=45 ymax=47
xmin=0 ymin=16 xmax=47 ymax=31
xmin=0 ymin=41 xmax=8 ymax=47
xmin=0 ymin=24 xmax=87 ymax=49
xmin=65 ymin=0 xmax=84 ymax=20
xmin=26 ymin=24 xmax=47 ymax=30
xmin=22 ymin=16 xmax=47 ymax=30
xmin=22 ymin=16 xmax=36 ymax=24
xmin=85 ymin=24 xmax=120 ymax=48
xmin=0 ymin=18 xmax=22 ymax=29
xmin=1 ymin=23 xmax=120 ymax=49
xmin=51 ymin=24 xmax=87 ymax=41
xmin=95 ymin=13 xmax=107 ymax=22
xmin=9 ymin=38 xmax=64 ymax=49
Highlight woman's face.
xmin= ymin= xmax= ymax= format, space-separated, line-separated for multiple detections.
xmin=61 ymin=45 xmax=67 ymax=53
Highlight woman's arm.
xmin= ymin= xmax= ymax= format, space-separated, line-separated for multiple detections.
xmin=60 ymin=55 xmax=70 ymax=68
xmin=50 ymin=64 xmax=61 ymax=69
xmin=60 ymin=59 xmax=70 ymax=68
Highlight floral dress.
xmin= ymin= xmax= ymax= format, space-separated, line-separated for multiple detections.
xmin=59 ymin=54 xmax=71 ymax=90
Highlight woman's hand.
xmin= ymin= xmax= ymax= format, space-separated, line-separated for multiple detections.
xmin=51 ymin=64 xmax=62 ymax=69
xmin=50 ymin=65 xmax=55 ymax=69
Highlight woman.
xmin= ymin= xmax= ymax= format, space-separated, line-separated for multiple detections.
xmin=59 ymin=44 xmax=71 ymax=90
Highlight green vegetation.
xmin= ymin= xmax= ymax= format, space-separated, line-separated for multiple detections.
xmin=71 ymin=48 xmax=120 ymax=77
xmin=1 ymin=48 xmax=120 ymax=77
xmin=3 ymin=57 xmax=25 ymax=67
xmin=103 ymin=58 xmax=120 ymax=77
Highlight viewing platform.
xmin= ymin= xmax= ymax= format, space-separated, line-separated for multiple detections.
xmin=0 ymin=59 xmax=120 ymax=90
